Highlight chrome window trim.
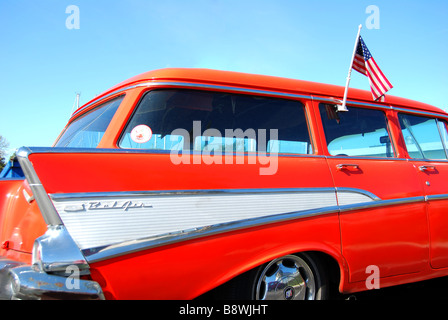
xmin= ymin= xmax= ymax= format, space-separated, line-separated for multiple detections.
xmin=72 ymin=81 xmax=313 ymax=118
xmin=118 ymin=86 xmax=316 ymax=156
xmin=63 ymin=80 xmax=448 ymax=162
xmin=397 ymin=112 xmax=448 ymax=161
xmin=394 ymin=107 xmax=448 ymax=120
xmin=329 ymin=156 xmax=409 ymax=161
xmin=435 ymin=119 xmax=448 ymax=159
xmin=57 ymin=95 xmax=125 ymax=148
xmin=18 ymin=146 xmax=329 ymax=159
xmin=25 ymin=146 xmax=448 ymax=163
xmin=0 ymin=178 xmax=25 ymax=181
xmin=313 ymin=96 xmax=393 ymax=111
xmin=314 ymin=96 xmax=448 ymax=119
xmin=403 ymin=158 xmax=448 ymax=163
xmin=318 ymin=102 xmax=399 ymax=159
xmin=71 ymin=79 xmax=448 ymax=125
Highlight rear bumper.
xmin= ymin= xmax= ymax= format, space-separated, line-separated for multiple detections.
xmin=0 ymin=258 xmax=104 ymax=300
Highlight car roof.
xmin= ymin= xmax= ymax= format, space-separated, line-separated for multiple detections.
xmin=74 ymin=68 xmax=446 ymax=116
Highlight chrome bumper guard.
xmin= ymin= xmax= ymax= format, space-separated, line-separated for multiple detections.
xmin=0 ymin=259 xmax=104 ymax=300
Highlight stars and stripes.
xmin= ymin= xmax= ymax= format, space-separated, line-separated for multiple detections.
xmin=352 ymin=36 xmax=393 ymax=101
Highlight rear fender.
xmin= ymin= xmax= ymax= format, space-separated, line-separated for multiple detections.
xmin=13 ymin=146 xmax=349 ymax=299
xmin=0 ymin=177 xmax=47 ymax=258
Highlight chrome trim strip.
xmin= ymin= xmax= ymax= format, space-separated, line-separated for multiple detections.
xmin=71 ymin=79 xmax=448 ymax=125
xmin=50 ymin=187 xmax=339 ymax=201
xmin=436 ymin=118 xmax=448 ymax=159
xmin=16 ymin=147 xmax=62 ymax=226
xmin=21 ymin=146 xmax=427 ymax=163
xmin=336 ymin=187 xmax=381 ymax=201
xmin=15 ymin=148 xmax=91 ymax=277
xmin=32 ymin=225 xmax=89 ymax=274
xmin=18 ymin=146 xmax=327 ymax=159
xmin=427 ymin=194 xmax=448 ymax=201
xmin=315 ymin=96 xmax=448 ymax=119
xmin=406 ymin=158 xmax=448 ymax=163
xmin=329 ymin=156 xmax=409 ymax=162
xmin=394 ymin=106 xmax=448 ymax=120
xmin=339 ymin=196 xmax=425 ymax=213
xmin=313 ymin=96 xmax=392 ymax=110
xmin=149 ymin=81 xmax=312 ymax=100
xmin=49 ymin=187 xmax=379 ymax=204
xmin=72 ymin=81 xmax=313 ymax=117
xmin=23 ymin=146 xmax=443 ymax=163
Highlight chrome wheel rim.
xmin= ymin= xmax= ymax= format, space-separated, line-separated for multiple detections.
xmin=255 ymin=255 xmax=316 ymax=300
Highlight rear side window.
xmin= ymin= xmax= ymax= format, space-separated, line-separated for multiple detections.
xmin=319 ymin=104 xmax=394 ymax=158
xmin=55 ymin=96 xmax=123 ymax=148
xmin=398 ymin=113 xmax=448 ymax=160
xmin=119 ymin=89 xmax=312 ymax=154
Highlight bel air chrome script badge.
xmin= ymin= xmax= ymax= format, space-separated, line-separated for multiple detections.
xmin=64 ymin=200 xmax=153 ymax=213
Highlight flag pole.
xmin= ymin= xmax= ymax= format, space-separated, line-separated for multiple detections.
xmin=338 ymin=24 xmax=363 ymax=112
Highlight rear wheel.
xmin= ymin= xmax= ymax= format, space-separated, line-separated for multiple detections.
xmin=216 ymin=253 xmax=329 ymax=300
xmin=255 ymin=254 xmax=321 ymax=300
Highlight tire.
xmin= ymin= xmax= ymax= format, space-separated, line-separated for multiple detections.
xmin=220 ymin=253 xmax=329 ymax=300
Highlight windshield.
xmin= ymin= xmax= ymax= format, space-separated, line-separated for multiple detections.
xmin=55 ymin=96 xmax=123 ymax=148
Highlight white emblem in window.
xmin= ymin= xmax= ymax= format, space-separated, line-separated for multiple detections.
xmin=130 ymin=125 xmax=152 ymax=144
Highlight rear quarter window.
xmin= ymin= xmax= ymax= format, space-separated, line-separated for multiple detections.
xmin=119 ymin=89 xmax=312 ymax=155
xmin=55 ymin=96 xmax=123 ymax=148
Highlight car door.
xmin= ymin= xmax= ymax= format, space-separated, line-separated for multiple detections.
xmin=316 ymin=102 xmax=428 ymax=282
xmin=397 ymin=112 xmax=448 ymax=269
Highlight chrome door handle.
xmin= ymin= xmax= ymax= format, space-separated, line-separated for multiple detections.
xmin=336 ymin=164 xmax=360 ymax=171
xmin=418 ymin=165 xmax=436 ymax=172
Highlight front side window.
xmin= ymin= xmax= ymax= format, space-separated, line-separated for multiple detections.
xmin=55 ymin=96 xmax=123 ymax=148
xmin=119 ymin=89 xmax=312 ymax=155
xmin=398 ymin=113 xmax=448 ymax=160
xmin=319 ymin=104 xmax=394 ymax=158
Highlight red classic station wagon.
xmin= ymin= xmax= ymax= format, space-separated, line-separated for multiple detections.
xmin=1 ymin=68 xmax=448 ymax=300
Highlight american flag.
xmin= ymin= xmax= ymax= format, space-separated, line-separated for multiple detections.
xmin=352 ymin=36 xmax=393 ymax=101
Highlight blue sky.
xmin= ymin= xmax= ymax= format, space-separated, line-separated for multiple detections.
xmin=0 ymin=0 xmax=447 ymax=157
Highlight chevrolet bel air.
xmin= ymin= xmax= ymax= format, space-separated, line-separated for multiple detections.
xmin=1 ymin=68 xmax=448 ymax=300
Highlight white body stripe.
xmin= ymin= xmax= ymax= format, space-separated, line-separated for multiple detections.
xmin=337 ymin=191 xmax=377 ymax=206
xmin=52 ymin=191 xmax=342 ymax=250
xmin=51 ymin=189 xmax=378 ymax=251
